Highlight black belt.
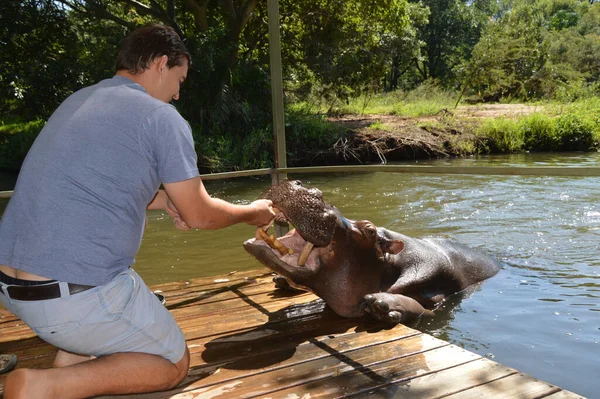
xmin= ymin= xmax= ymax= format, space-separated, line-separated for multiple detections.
xmin=2 ymin=282 xmax=95 ymax=301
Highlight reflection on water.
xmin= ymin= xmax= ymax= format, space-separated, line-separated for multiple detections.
xmin=1 ymin=152 xmax=599 ymax=397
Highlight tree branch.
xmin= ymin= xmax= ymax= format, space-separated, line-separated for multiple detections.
xmin=219 ymin=0 xmax=238 ymax=36
xmin=115 ymin=0 xmax=185 ymax=39
xmin=184 ymin=0 xmax=209 ymax=31
xmin=56 ymin=0 xmax=135 ymax=29
xmin=236 ymin=0 xmax=257 ymax=39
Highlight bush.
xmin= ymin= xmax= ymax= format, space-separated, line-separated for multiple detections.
xmin=476 ymin=107 xmax=600 ymax=153
xmin=554 ymin=113 xmax=596 ymax=150
xmin=519 ymin=113 xmax=559 ymax=151
xmin=476 ymin=118 xmax=522 ymax=152
xmin=193 ymin=105 xmax=345 ymax=172
xmin=284 ymin=107 xmax=346 ymax=166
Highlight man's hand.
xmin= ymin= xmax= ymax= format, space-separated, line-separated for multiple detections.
xmin=246 ymin=199 xmax=276 ymax=228
xmin=165 ymin=198 xmax=191 ymax=231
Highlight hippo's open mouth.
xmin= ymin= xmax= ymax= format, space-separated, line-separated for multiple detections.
xmin=243 ymin=180 xmax=341 ymax=272
xmin=243 ymin=226 xmax=319 ymax=269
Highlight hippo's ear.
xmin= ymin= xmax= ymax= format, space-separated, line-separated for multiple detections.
xmin=387 ymin=240 xmax=405 ymax=255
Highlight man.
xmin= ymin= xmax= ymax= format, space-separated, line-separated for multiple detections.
xmin=0 ymin=24 xmax=275 ymax=398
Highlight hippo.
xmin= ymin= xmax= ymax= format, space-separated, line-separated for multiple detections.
xmin=243 ymin=180 xmax=502 ymax=324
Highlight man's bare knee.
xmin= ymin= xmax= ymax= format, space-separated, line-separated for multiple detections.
xmin=53 ymin=349 xmax=94 ymax=368
xmin=168 ymin=347 xmax=190 ymax=389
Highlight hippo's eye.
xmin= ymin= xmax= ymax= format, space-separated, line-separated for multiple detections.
xmin=364 ymin=226 xmax=376 ymax=237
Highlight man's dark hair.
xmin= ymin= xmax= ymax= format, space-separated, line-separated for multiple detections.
xmin=115 ymin=23 xmax=191 ymax=74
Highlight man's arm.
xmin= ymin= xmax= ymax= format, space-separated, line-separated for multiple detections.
xmin=147 ymin=189 xmax=191 ymax=230
xmin=163 ymin=177 xmax=275 ymax=230
xmin=147 ymin=190 xmax=169 ymax=211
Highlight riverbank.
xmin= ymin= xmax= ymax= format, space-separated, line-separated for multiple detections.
xmin=312 ymin=104 xmax=551 ymax=165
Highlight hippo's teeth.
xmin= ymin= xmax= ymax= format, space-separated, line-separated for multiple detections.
xmin=257 ymin=227 xmax=270 ymax=242
xmin=255 ymin=227 xmax=290 ymax=256
xmin=297 ymin=242 xmax=314 ymax=266
xmin=271 ymin=235 xmax=290 ymax=256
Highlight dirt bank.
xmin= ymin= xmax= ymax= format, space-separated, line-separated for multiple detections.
xmin=311 ymin=104 xmax=542 ymax=165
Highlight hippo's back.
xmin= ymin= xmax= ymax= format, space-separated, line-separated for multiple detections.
xmin=426 ymin=238 xmax=503 ymax=281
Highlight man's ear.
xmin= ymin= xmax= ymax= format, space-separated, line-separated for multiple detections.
xmin=388 ymin=239 xmax=405 ymax=255
xmin=157 ymin=55 xmax=169 ymax=73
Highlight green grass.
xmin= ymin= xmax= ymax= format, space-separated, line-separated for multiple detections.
xmin=368 ymin=120 xmax=393 ymax=132
xmin=474 ymin=104 xmax=600 ymax=153
xmin=294 ymin=81 xmax=458 ymax=117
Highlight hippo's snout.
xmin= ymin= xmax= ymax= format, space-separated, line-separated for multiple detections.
xmin=259 ymin=180 xmax=339 ymax=246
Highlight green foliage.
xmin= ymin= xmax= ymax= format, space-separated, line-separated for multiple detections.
xmin=466 ymin=0 xmax=600 ymax=102
xmin=320 ymin=80 xmax=456 ymax=116
xmin=391 ymin=81 xmax=457 ymax=116
xmin=271 ymin=0 xmax=424 ymax=104
xmin=0 ymin=1 xmax=122 ymax=120
xmin=415 ymin=0 xmax=499 ymax=86
xmin=519 ymin=113 xmax=559 ymax=151
xmin=476 ymin=118 xmax=523 ymax=152
xmin=554 ymin=113 xmax=597 ymax=150
xmin=475 ymin=104 xmax=600 ymax=153
xmin=368 ymin=121 xmax=394 ymax=132
xmin=284 ymin=106 xmax=346 ymax=166
xmin=0 ymin=120 xmax=45 ymax=171
xmin=4 ymin=0 xmax=600 ymax=173
xmin=193 ymin=106 xmax=345 ymax=171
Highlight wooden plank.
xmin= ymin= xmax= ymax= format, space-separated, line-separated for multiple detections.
xmin=543 ymin=390 xmax=586 ymax=399
xmin=440 ymin=372 xmax=565 ymax=399
xmin=98 ymin=326 xmax=426 ymax=398
xmin=163 ymin=342 xmax=477 ymax=399
xmin=345 ymin=358 xmax=516 ymax=399
xmin=149 ymin=269 xmax=274 ymax=293
xmin=186 ymin=319 xmax=417 ymax=368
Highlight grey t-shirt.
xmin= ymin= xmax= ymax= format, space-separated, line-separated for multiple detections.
xmin=0 ymin=76 xmax=199 ymax=285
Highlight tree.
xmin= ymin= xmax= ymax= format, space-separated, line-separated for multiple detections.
xmin=0 ymin=0 xmax=80 ymax=118
xmin=409 ymin=0 xmax=499 ymax=87
xmin=255 ymin=0 xmax=424 ymax=105
xmin=467 ymin=0 xmax=600 ymax=101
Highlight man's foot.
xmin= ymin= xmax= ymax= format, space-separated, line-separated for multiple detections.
xmin=0 ymin=354 xmax=17 ymax=374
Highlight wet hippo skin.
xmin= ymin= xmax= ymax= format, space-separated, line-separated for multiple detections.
xmin=244 ymin=180 xmax=502 ymax=324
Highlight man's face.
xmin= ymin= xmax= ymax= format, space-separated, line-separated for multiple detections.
xmin=157 ymin=58 xmax=189 ymax=103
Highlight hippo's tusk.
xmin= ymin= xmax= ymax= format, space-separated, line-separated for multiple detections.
xmin=297 ymin=242 xmax=314 ymax=266
xmin=271 ymin=235 xmax=290 ymax=256
xmin=256 ymin=227 xmax=290 ymax=256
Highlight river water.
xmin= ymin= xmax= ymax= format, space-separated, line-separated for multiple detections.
xmin=1 ymin=153 xmax=598 ymax=397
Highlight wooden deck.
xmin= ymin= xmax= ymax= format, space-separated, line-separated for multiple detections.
xmin=0 ymin=269 xmax=585 ymax=399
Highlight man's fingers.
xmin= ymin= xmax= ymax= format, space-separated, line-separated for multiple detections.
xmin=165 ymin=206 xmax=178 ymax=219
xmin=173 ymin=216 xmax=191 ymax=231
